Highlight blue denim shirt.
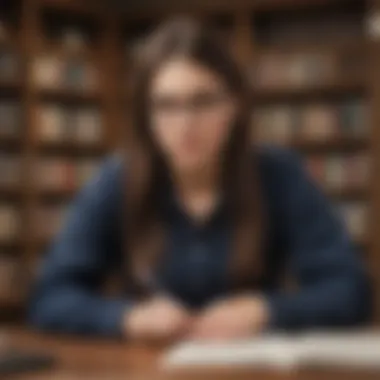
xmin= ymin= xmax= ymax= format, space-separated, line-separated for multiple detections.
xmin=28 ymin=147 xmax=372 ymax=336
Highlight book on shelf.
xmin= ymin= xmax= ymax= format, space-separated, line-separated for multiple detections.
xmin=0 ymin=21 xmax=9 ymax=42
xmin=64 ymin=59 xmax=97 ymax=92
xmin=253 ymin=106 xmax=297 ymax=145
xmin=34 ymin=204 xmax=68 ymax=240
xmin=339 ymin=99 xmax=369 ymax=137
xmin=0 ymin=48 xmax=19 ymax=83
xmin=0 ymin=154 xmax=20 ymax=187
xmin=38 ymin=105 xmax=66 ymax=142
xmin=73 ymin=108 xmax=102 ymax=144
xmin=300 ymin=104 xmax=339 ymax=141
xmin=345 ymin=153 xmax=370 ymax=188
xmin=336 ymin=201 xmax=367 ymax=241
xmin=61 ymin=28 xmax=87 ymax=54
xmin=0 ymin=254 xmax=19 ymax=301
xmin=0 ymin=205 xmax=19 ymax=241
xmin=324 ymin=155 xmax=345 ymax=190
xmin=0 ymin=101 xmax=21 ymax=138
xmin=38 ymin=158 xmax=76 ymax=191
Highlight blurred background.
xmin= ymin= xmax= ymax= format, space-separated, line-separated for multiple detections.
xmin=0 ymin=0 xmax=379 ymax=324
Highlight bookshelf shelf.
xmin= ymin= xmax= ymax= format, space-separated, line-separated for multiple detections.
xmin=291 ymin=136 xmax=368 ymax=153
xmin=38 ymin=87 xmax=100 ymax=104
xmin=326 ymin=186 xmax=368 ymax=200
xmin=38 ymin=141 xmax=106 ymax=155
xmin=253 ymin=0 xmax=354 ymax=12
xmin=0 ymin=186 xmax=21 ymax=199
xmin=0 ymin=294 xmax=23 ymax=310
xmin=38 ymin=187 xmax=76 ymax=199
xmin=0 ymin=240 xmax=22 ymax=250
xmin=252 ymin=79 xmax=366 ymax=104
xmin=0 ymin=80 xmax=22 ymax=94
xmin=40 ymin=0 xmax=102 ymax=17
xmin=0 ymin=137 xmax=22 ymax=150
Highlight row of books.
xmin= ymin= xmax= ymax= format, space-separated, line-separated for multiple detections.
xmin=337 ymin=202 xmax=367 ymax=241
xmin=0 ymin=101 xmax=22 ymax=137
xmin=33 ymin=54 xmax=98 ymax=92
xmin=0 ymin=156 xmax=102 ymax=189
xmin=37 ymin=158 xmax=100 ymax=191
xmin=253 ymin=100 xmax=368 ymax=144
xmin=306 ymin=153 xmax=369 ymax=190
xmin=252 ymin=51 xmax=363 ymax=89
xmin=38 ymin=105 xmax=102 ymax=143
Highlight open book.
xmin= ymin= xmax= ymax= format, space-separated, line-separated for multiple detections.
xmin=162 ymin=331 xmax=380 ymax=371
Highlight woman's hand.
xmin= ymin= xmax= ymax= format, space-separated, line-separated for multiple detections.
xmin=189 ymin=295 xmax=270 ymax=341
xmin=123 ymin=296 xmax=192 ymax=343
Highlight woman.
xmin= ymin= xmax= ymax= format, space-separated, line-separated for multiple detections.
xmin=29 ymin=17 xmax=372 ymax=341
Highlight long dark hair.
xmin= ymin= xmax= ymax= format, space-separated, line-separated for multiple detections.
xmin=124 ymin=16 xmax=265 ymax=295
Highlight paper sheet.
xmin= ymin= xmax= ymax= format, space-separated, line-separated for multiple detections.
xmin=162 ymin=331 xmax=380 ymax=370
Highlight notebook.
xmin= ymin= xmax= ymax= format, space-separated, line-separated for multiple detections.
xmin=162 ymin=331 xmax=380 ymax=371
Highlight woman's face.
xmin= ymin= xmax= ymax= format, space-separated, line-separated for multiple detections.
xmin=149 ymin=57 xmax=237 ymax=173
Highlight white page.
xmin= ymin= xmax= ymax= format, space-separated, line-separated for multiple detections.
xmin=300 ymin=331 xmax=380 ymax=370
xmin=162 ymin=331 xmax=380 ymax=371
xmin=162 ymin=334 xmax=303 ymax=370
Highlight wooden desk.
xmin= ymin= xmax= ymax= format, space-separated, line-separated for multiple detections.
xmin=3 ymin=328 xmax=380 ymax=380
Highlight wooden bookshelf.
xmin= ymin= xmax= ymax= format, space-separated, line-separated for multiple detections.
xmin=0 ymin=0 xmax=378 ymax=325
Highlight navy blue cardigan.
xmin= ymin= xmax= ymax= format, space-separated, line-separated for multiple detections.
xmin=28 ymin=148 xmax=372 ymax=336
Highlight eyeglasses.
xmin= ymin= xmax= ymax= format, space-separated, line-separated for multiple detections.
xmin=149 ymin=91 xmax=231 ymax=120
